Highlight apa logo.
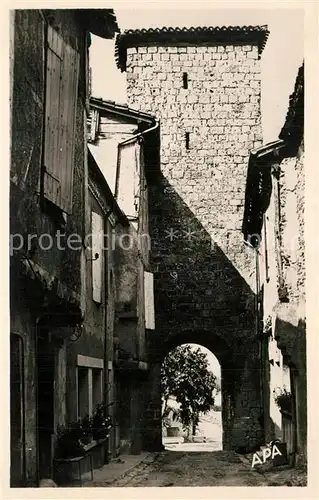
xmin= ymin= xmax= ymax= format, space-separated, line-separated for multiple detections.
xmin=251 ymin=443 xmax=283 ymax=468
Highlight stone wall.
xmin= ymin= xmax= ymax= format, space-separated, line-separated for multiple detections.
xmin=295 ymin=142 xmax=305 ymax=305
xmin=127 ymin=45 xmax=262 ymax=284
xmin=126 ymin=42 xmax=265 ymax=451
xmin=87 ymin=105 xmax=152 ymax=456
xmin=260 ymin=138 xmax=306 ymax=463
xmin=277 ymin=141 xmax=306 ymax=465
xmin=11 ymin=9 xmax=86 ymax=296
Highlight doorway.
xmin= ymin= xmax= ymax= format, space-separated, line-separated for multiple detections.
xmin=10 ymin=333 xmax=25 ymax=487
xmin=36 ymin=333 xmax=55 ymax=480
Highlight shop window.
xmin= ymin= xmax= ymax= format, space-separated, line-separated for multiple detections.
xmin=77 ymin=366 xmax=89 ymax=418
xmin=77 ymin=356 xmax=104 ymax=418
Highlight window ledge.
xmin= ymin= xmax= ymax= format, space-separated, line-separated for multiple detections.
xmin=83 ymin=438 xmax=108 ymax=453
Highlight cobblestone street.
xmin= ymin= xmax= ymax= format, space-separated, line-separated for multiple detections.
xmin=86 ymin=450 xmax=306 ymax=487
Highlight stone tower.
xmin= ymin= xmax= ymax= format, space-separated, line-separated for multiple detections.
xmin=116 ymin=26 xmax=269 ymax=451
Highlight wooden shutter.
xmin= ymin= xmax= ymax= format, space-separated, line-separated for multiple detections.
xmin=59 ymin=42 xmax=80 ymax=213
xmin=43 ymin=25 xmax=80 ymax=214
xmin=91 ymin=211 xmax=104 ymax=303
xmin=134 ymin=142 xmax=141 ymax=217
xmin=144 ymin=271 xmax=155 ymax=330
xmin=43 ymin=26 xmax=64 ymax=207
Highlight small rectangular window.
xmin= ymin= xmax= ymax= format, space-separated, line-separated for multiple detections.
xmin=77 ymin=367 xmax=89 ymax=418
xmin=185 ymin=132 xmax=190 ymax=149
xmin=183 ymin=72 xmax=188 ymax=89
xmin=92 ymin=369 xmax=103 ymax=410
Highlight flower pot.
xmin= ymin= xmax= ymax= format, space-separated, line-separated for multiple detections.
xmin=55 ymin=439 xmax=85 ymax=459
xmin=80 ymin=435 xmax=93 ymax=445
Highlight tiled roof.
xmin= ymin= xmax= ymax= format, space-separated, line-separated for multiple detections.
xmin=115 ymin=25 xmax=269 ymax=71
xmin=279 ymin=62 xmax=304 ymax=148
xmin=90 ymin=97 xmax=155 ymax=123
xmin=242 ymin=63 xmax=305 ymax=242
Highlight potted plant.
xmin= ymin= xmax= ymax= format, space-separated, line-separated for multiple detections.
xmin=79 ymin=414 xmax=93 ymax=445
xmin=92 ymin=403 xmax=112 ymax=441
xmin=273 ymin=387 xmax=293 ymax=414
xmin=55 ymin=421 xmax=86 ymax=459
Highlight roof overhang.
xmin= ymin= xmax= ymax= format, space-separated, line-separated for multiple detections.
xmin=90 ymin=97 xmax=155 ymax=125
xmin=250 ymin=139 xmax=286 ymax=160
xmin=115 ymin=25 xmax=269 ymax=71
xmin=76 ymin=9 xmax=119 ymax=39
xmin=242 ymin=140 xmax=287 ymax=244
xmin=279 ymin=63 xmax=304 ymax=153
xmin=242 ymin=64 xmax=303 ymax=245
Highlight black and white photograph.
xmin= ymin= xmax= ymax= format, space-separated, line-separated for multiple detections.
xmin=6 ymin=0 xmax=316 ymax=492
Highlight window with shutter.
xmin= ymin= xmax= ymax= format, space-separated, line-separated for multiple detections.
xmin=43 ymin=25 xmax=80 ymax=214
xmin=91 ymin=211 xmax=104 ymax=303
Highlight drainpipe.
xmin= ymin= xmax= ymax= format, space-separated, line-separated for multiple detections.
xmin=255 ymin=243 xmax=265 ymax=442
xmin=114 ymin=120 xmax=159 ymax=201
xmin=103 ymin=216 xmax=111 ymax=464
xmin=255 ymin=246 xmax=261 ymax=335
xmin=245 ymin=237 xmax=264 ymax=439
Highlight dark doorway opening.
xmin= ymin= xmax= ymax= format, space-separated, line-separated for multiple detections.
xmin=36 ymin=333 xmax=55 ymax=480
xmin=10 ymin=333 xmax=26 ymax=487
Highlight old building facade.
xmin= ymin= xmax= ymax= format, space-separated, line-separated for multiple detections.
xmin=116 ymin=26 xmax=270 ymax=452
xmin=87 ymin=98 xmax=157 ymax=457
xmin=10 ymin=10 xmax=306 ymax=486
xmin=242 ymin=64 xmax=305 ymax=466
xmin=10 ymin=9 xmax=119 ymax=486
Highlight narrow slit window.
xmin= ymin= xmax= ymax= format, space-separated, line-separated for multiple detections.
xmin=185 ymin=132 xmax=190 ymax=149
xmin=183 ymin=72 xmax=188 ymax=89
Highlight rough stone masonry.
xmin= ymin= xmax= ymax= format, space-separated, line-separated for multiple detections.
xmin=117 ymin=27 xmax=269 ymax=452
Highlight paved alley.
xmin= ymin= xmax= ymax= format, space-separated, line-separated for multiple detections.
xmin=85 ymin=450 xmax=306 ymax=487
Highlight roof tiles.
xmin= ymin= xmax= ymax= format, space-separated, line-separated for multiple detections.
xmin=115 ymin=25 xmax=269 ymax=71
xmin=90 ymin=96 xmax=155 ymax=123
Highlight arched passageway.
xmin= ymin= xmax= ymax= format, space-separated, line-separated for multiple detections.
xmin=161 ymin=343 xmax=222 ymax=452
xmin=142 ymin=329 xmax=264 ymax=454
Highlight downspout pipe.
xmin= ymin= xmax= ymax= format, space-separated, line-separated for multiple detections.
xmin=114 ymin=120 xmax=159 ymax=201
xmin=255 ymin=244 xmax=265 ymax=443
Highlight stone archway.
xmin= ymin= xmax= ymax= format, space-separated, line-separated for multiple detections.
xmin=142 ymin=328 xmax=263 ymax=453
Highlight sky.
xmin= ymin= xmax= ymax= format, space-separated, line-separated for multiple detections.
xmin=90 ymin=6 xmax=304 ymax=144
